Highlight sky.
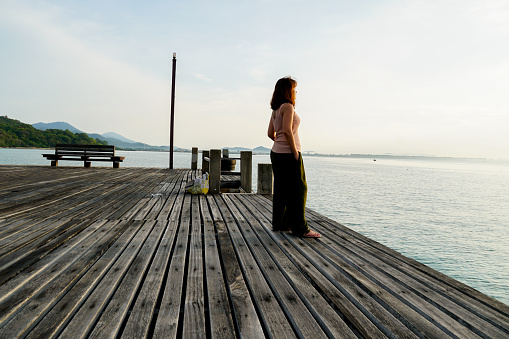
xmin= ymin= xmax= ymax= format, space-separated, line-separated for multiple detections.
xmin=1 ymin=0 xmax=508 ymax=159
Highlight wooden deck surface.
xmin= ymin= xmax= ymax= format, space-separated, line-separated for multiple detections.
xmin=0 ymin=165 xmax=508 ymax=338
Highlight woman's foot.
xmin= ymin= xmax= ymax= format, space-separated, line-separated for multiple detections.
xmin=301 ymin=230 xmax=321 ymax=238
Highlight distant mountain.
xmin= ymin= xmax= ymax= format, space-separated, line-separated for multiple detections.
xmin=252 ymin=146 xmax=271 ymax=154
xmin=223 ymin=146 xmax=252 ymax=153
xmin=101 ymin=132 xmax=136 ymax=144
xmin=32 ymin=121 xmax=83 ymax=134
xmin=31 ymin=120 xmax=188 ymax=151
xmin=1 ymin=116 xmax=106 ymax=148
xmin=86 ymin=133 xmax=132 ymax=148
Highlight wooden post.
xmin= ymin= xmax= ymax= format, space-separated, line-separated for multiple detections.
xmin=222 ymin=148 xmax=229 ymax=158
xmin=202 ymin=150 xmax=210 ymax=175
xmin=240 ymin=151 xmax=252 ymax=193
xmin=209 ymin=149 xmax=221 ymax=194
xmin=191 ymin=147 xmax=198 ymax=170
xmin=257 ymin=163 xmax=273 ymax=194
xmin=169 ymin=53 xmax=177 ymax=169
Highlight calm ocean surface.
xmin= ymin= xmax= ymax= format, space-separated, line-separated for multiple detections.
xmin=1 ymin=148 xmax=508 ymax=305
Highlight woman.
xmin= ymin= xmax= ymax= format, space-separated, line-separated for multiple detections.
xmin=267 ymin=76 xmax=321 ymax=238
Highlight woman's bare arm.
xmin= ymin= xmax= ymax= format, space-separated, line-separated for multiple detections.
xmin=267 ymin=115 xmax=275 ymax=141
xmin=281 ymin=103 xmax=299 ymax=160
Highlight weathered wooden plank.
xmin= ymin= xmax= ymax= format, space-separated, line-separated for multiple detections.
xmin=67 ymin=169 xmax=164 ymax=220
xmin=230 ymin=194 xmax=357 ymax=339
xmin=131 ymin=183 xmax=168 ymax=220
xmin=0 ymin=168 xmax=120 ymax=215
xmin=153 ymin=193 xmax=192 ymax=338
xmin=0 ymin=183 xmax=104 ymax=219
xmin=1 ymin=166 xmax=508 ymax=339
xmin=23 ymin=220 xmax=140 ymax=339
xmin=223 ymin=194 xmax=329 ymax=339
xmin=0 ymin=217 xmax=69 ymax=253
xmin=0 ymin=218 xmax=88 ymax=286
xmin=315 ymin=228 xmax=502 ymax=338
xmin=0 ymin=219 xmax=109 ymax=326
xmin=0 ymin=168 xmax=140 ymax=219
xmin=0 ymin=222 xmax=104 ymax=326
xmin=0 ymin=168 xmax=157 ymax=221
xmin=121 ymin=172 xmax=188 ymax=337
xmin=286 ymin=232 xmax=423 ymax=338
xmin=53 ymin=178 xmax=139 ymax=220
xmin=114 ymin=180 xmax=167 ymax=220
xmin=308 ymin=214 xmax=509 ymax=337
xmin=90 ymin=183 xmax=152 ymax=221
xmin=206 ymin=195 xmax=265 ymax=338
xmin=307 ymin=207 xmax=509 ymax=317
xmin=303 ymin=206 xmax=509 ymax=319
xmin=252 ymin=193 xmax=509 ymax=337
xmin=143 ymin=174 xmax=178 ymax=220
xmin=246 ymin=194 xmax=402 ymax=338
xmin=182 ymin=194 xmax=206 ymax=338
xmin=0 ymin=218 xmax=33 ymax=239
xmin=199 ymin=194 xmax=237 ymax=338
xmin=212 ymin=194 xmax=296 ymax=338
xmin=88 ymin=220 xmax=163 ymax=338
xmin=304 ymin=233 xmax=453 ymax=338
xmin=57 ymin=220 xmax=154 ymax=338
xmin=87 ymin=170 xmax=168 ymax=221
xmin=0 ymin=167 xmax=96 ymax=199
xmin=155 ymin=170 xmax=189 ymax=221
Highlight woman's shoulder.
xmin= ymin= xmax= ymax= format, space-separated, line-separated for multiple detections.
xmin=279 ymin=102 xmax=294 ymax=113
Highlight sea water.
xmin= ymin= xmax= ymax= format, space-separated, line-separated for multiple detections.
xmin=1 ymin=148 xmax=508 ymax=305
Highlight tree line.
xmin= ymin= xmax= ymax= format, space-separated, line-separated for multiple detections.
xmin=0 ymin=116 xmax=108 ymax=148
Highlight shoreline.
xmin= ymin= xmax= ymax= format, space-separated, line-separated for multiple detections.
xmin=1 ymin=147 xmax=505 ymax=162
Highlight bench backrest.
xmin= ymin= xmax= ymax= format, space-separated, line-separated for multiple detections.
xmin=55 ymin=144 xmax=116 ymax=157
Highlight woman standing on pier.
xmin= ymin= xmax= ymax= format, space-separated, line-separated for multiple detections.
xmin=267 ymin=76 xmax=321 ymax=238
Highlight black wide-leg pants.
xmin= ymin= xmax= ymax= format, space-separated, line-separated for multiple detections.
xmin=270 ymin=151 xmax=310 ymax=236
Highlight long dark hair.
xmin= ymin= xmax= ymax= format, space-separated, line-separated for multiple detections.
xmin=270 ymin=76 xmax=297 ymax=110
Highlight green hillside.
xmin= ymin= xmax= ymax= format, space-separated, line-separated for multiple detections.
xmin=0 ymin=116 xmax=108 ymax=148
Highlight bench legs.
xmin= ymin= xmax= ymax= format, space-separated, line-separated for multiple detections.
xmin=48 ymin=160 xmax=121 ymax=168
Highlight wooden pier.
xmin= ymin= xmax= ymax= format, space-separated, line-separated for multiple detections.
xmin=1 ymin=165 xmax=508 ymax=338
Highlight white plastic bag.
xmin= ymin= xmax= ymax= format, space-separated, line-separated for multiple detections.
xmin=186 ymin=173 xmax=209 ymax=195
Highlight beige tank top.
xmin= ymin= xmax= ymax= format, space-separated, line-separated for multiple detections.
xmin=271 ymin=103 xmax=302 ymax=153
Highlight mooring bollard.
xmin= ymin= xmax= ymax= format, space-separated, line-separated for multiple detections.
xmin=241 ymin=151 xmax=252 ymax=193
xmin=191 ymin=147 xmax=198 ymax=170
xmin=257 ymin=163 xmax=273 ymax=194
xmin=209 ymin=149 xmax=221 ymax=194
xmin=202 ymin=150 xmax=210 ymax=175
xmin=221 ymin=148 xmax=236 ymax=172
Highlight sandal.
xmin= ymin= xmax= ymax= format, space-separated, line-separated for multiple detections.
xmin=301 ymin=230 xmax=321 ymax=238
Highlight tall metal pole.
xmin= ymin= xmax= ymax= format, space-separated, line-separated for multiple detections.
xmin=170 ymin=52 xmax=176 ymax=169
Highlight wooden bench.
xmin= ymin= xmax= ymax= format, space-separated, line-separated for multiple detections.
xmin=42 ymin=144 xmax=125 ymax=168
